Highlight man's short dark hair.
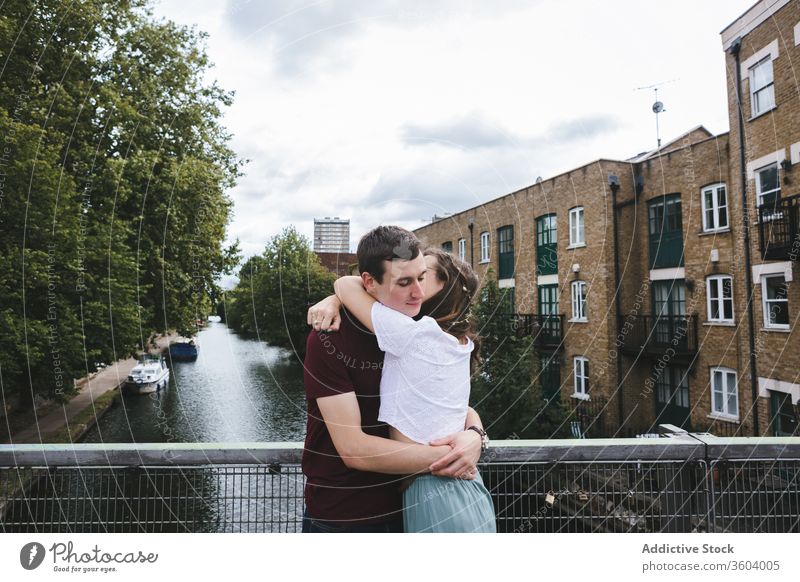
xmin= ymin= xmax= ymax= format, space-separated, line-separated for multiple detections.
xmin=357 ymin=225 xmax=422 ymax=283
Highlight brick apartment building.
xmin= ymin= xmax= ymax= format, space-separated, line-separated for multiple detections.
xmin=414 ymin=0 xmax=800 ymax=437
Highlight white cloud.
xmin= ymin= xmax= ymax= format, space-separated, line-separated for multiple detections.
xmin=154 ymin=0 xmax=756 ymax=285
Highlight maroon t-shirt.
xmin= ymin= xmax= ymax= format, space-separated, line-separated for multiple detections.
xmin=302 ymin=309 xmax=402 ymax=524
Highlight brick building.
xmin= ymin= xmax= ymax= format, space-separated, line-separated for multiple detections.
xmin=414 ymin=0 xmax=799 ymax=437
xmin=723 ymin=0 xmax=800 ymax=437
xmin=315 ymin=251 xmax=357 ymax=277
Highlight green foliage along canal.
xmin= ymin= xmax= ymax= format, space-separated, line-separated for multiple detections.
xmin=81 ymin=320 xmax=307 ymax=443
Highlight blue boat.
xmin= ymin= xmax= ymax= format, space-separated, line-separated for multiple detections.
xmin=169 ymin=337 xmax=199 ymax=361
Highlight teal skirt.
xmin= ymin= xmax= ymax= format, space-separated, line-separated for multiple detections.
xmin=403 ymin=472 xmax=496 ymax=533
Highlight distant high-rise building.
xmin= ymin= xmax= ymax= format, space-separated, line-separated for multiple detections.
xmin=313 ymin=217 xmax=350 ymax=252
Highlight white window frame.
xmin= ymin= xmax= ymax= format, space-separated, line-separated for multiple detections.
xmin=706 ymin=275 xmax=734 ymax=323
xmin=749 ymin=56 xmax=775 ymax=117
xmin=480 ymin=232 xmax=490 ymax=263
xmin=458 ymin=238 xmax=466 ymax=261
xmin=762 ymin=274 xmax=790 ymax=329
xmin=701 ymin=183 xmax=728 ymax=232
xmin=573 ymin=356 xmax=589 ymax=399
xmin=568 ymin=206 xmax=585 ymax=248
xmin=570 ymin=280 xmax=587 ymax=322
xmin=710 ymin=367 xmax=739 ymax=420
xmin=755 ymin=163 xmax=781 ymax=207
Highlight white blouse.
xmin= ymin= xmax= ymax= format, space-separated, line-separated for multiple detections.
xmin=372 ymin=302 xmax=474 ymax=444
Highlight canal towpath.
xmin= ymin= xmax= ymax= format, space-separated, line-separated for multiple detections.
xmin=6 ymin=334 xmax=176 ymax=444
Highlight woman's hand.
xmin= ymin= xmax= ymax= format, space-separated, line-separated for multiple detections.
xmin=427 ymin=430 xmax=482 ymax=479
xmin=307 ymin=295 xmax=342 ymax=332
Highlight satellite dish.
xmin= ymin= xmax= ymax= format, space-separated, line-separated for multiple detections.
xmin=535 ymin=176 xmax=543 ymax=184
xmin=652 ymin=101 xmax=665 ymax=113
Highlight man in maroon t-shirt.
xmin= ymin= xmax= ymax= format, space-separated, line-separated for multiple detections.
xmin=302 ymin=226 xmax=484 ymax=532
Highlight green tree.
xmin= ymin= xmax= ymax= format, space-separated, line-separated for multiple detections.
xmin=226 ymin=227 xmax=336 ymax=357
xmin=471 ymin=271 xmax=569 ymax=439
xmin=0 ymin=0 xmax=240 ymax=411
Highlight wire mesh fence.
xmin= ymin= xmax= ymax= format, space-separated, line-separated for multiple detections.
xmin=1 ymin=439 xmax=798 ymax=533
xmin=485 ymin=460 xmax=708 ymax=533
xmin=707 ymin=459 xmax=800 ymax=533
xmin=1 ymin=465 xmax=304 ymax=533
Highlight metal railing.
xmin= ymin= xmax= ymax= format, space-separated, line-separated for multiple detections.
xmin=2 ymin=437 xmax=798 ymax=533
xmin=515 ymin=314 xmax=564 ymax=349
xmin=619 ymin=314 xmax=698 ymax=362
xmin=758 ymin=194 xmax=800 ymax=261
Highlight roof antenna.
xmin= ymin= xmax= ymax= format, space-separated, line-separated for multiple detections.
xmin=652 ymin=88 xmax=665 ymax=148
xmin=636 ymin=79 xmax=677 ymax=149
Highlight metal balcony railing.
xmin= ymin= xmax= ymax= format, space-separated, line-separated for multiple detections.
xmin=618 ymin=314 xmax=698 ymax=362
xmin=2 ymin=437 xmax=798 ymax=533
xmin=758 ymin=194 xmax=800 ymax=261
xmin=569 ymin=395 xmax=608 ymax=439
xmin=514 ymin=314 xmax=564 ymax=349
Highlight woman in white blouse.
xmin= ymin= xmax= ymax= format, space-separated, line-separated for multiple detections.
xmin=332 ymin=248 xmax=496 ymax=533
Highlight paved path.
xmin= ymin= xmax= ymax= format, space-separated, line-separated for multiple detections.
xmin=10 ymin=335 xmax=176 ymax=444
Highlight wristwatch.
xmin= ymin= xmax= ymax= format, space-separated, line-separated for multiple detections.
xmin=467 ymin=425 xmax=489 ymax=451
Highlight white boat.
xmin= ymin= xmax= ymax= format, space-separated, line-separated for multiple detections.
xmin=124 ymin=356 xmax=170 ymax=395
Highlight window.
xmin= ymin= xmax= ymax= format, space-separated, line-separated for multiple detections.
xmin=502 ymin=287 xmax=516 ymax=315
xmin=441 ymin=241 xmax=453 ymax=253
xmin=648 ymin=194 xmax=683 ymax=269
xmin=655 ymin=367 xmax=690 ymax=428
xmin=458 ymin=238 xmax=466 ymax=261
xmin=755 ymin=163 xmax=780 ymax=207
xmin=707 ymin=276 xmax=734 ymax=323
xmin=652 ymin=280 xmax=688 ymax=347
xmin=750 ymin=57 xmax=775 ymax=117
xmin=498 ymin=225 xmax=514 ymax=279
xmin=540 ymin=355 xmax=561 ymax=401
xmin=535 ymin=214 xmax=557 ymax=276
xmin=568 ymin=207 xmax=585 ymax=247
xmin=711 ymin=367 xmax=738 ymax=418
xmin=770 ymin=391 xmax=798 ymax=436
xmin=538 ymin=285 xmax=561 ymax=344
xmin=480 ymin=232 xmax=490 ymax=263
xmin=571 ymin=280 xmax=587 ymax=321
xmin=762 ymin=274 xmax=789 ymax=328
xmin=701 ymin=183 xmax=728 ymax=231
xmin=573 ymin=357 xmax=589 ymax=398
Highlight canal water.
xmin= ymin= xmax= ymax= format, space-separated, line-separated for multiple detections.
xmin=0 ymin=322 xmax=310 ymax=533
xmin=81 ymin=320 xmax=307 ymax=443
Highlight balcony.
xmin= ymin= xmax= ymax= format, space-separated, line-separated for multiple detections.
xmin=2 ymin=438 xmax=799 ymax=533
xmin=569 ymin=395 xmax=608 ymax=439
xmin=618 ymin=315 xmax=698 ymax=363
xmin=758 ymin=194 xmax=800 ymax=261
xmin=515 ymin=314 xmax=564 ymax=350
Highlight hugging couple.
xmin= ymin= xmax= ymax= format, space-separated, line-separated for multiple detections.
xmin=302 ymin=225 xmax=497 ymax=533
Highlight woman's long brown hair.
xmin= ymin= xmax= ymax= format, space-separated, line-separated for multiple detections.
xmin=419 ymin=248 xmax=481 ymax=367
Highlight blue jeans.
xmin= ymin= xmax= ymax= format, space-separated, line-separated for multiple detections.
xmin=302 ymin=510 xmax=403 ymax=533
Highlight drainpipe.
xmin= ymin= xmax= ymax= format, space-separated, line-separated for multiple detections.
xmin=468 ymin=218 xmax=475 ymax=268
xmin=610 ymin=177 xmax=624 ymax=434
xmin=730 ymin=37 xmax=760 ymax=437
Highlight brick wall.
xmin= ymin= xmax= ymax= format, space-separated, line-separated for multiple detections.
xmin=413 ymin=0 xmax=800 ymax=437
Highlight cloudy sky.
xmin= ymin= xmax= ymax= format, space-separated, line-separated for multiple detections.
xmin=153 ymin=0 xmax=755 ymax=283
